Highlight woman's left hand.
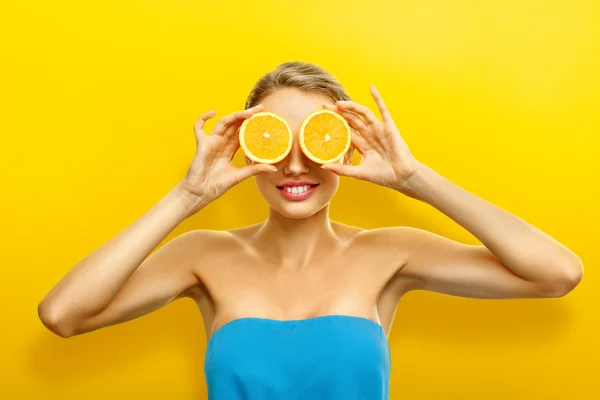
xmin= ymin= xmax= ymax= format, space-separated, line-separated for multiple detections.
xmin=321 ymin=84 xmax=420 ymax=193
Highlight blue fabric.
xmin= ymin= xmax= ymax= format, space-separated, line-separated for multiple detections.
xmin=204 ymin=315 xmax=391 ymax=400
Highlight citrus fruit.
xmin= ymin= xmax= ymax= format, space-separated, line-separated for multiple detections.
xmin=239 ymin=111 xmax=293 ymax=164
xmin=299 ymin=109 xmax=352 ymax=164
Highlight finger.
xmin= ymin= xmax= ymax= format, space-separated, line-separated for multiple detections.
xmin=222 ymin=117 xmax=246 ymax=140
xmin=222 ymin=127 xmax=243 ymax=160
xmin=369 ymin=84 xmax=393 ymax=123
xmin=194 ymin=110 xmax=217 ymax=133
xmin=323 ymin=105 xmax=372 ymax=155
xmin=233 ymin=163 xmax=277 ymax=184
xmin=321 ymin=162 xmax=365 ymax=180
xmin=193 ymin=110 xmax=217 ymax=145
xmin=334 ymin=100 xmax=379 ymax=125
xmin=323 ymin=105 xmax=371 ymax=151
xmin=323 ymin=104 xmax=368 ymax=132
xmin=212 ymin=108 xmax=253 ymax=137
xmin=223 ymin=104 xmax=265 ymax=138
xmin=349 ymin=129 xmax=370 ymax=155
xmin=213 ymin=104 xmax=264 ymax=137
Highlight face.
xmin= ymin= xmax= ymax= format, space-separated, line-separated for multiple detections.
xmin=244 ymin=87 xmax=352 ymax=219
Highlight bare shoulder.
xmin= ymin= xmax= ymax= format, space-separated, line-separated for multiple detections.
xmin=225 ymin=222 xmax=264 ymax=241
xmin=330 ymin=220 xmax=367 ymax=242
xmin=172 ymin=228 xmax=245 ymax=299
xmin=183 ymin=223 xmax=419 ymax=273
xmin=175 ymin=228 xmax=249 ymax=267
xmin=191 ymin=222 xmax=419 ymax=263
xmin=185 ymin=227 xmax=245 ymax=249
xmin=330 ymin=223 xmax=417 ymax=284
xmin=354 ymin=225 xmax=452 ymax=274
xmin=351 ymin=225 xmax=417 ymax=252
xmin=352 ymin=225 xmax=424 ymax=288
xmin=348 ymin=226 xmax=425 ymax=325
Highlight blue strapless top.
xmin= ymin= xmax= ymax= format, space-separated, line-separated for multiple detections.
xmin=204 ymin=315 xmax=391 ymax=400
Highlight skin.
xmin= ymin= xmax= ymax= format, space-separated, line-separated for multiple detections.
xmin=38 ymin=85 xmax=584 ymax=344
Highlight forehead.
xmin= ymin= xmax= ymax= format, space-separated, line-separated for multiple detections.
xmin=259 ymin=87 xmax=334 ymax=130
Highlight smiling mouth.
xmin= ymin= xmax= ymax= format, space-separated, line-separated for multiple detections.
xmin=276 ymin=184 xmax=319 ymax=192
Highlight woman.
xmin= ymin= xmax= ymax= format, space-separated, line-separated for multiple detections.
xmin=38 ymin=61 xmax=583 ymax=399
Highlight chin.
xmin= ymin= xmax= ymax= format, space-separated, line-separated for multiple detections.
xmin=272 ymin=202 xmax=327 ymax=219
xmin=261 ymin=192 xmax=333 ymax=219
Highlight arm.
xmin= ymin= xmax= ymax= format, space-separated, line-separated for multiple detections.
xmin=321 ymin=86 xmax=582 ymax=300
xmin=38 ymin=105 xmax=274 ymax=338
xmin=37 ymin=183 xmax=208 ymax=338
xmin=395 ymin=162 xmax=583 ymax=299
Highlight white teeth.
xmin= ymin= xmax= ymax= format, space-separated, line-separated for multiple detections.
xmin=285 ymin=185 xmax=310 ymax=194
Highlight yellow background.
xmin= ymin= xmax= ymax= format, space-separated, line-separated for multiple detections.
xmin=2 ymin=1 xmax=598 ymax=398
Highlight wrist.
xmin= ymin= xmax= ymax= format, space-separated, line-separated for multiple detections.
xmin=171 ymin=182 xmax=209 ymax=218
xmin=395 ymin=160 xmax=430 ymax=201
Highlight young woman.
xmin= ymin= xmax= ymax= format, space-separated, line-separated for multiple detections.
xmin=38 ymin=61 xmax=583 ymax=399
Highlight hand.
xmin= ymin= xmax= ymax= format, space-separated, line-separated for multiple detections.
xmin=321 ymin=84 xmax=419 ymax=194
xmin=179 ymin=105 xmax=277 ymax=209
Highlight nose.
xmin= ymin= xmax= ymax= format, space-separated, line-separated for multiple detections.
xmin=279 ymin=136 xmax=310 ymax=176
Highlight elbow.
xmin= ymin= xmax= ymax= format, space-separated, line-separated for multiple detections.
xmin=542 ymin=259 xmax=584 ymax=298
xmin=37 ymin=301 xmax=76 ymax=338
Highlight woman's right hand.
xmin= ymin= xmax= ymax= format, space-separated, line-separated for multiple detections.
xmin=178 ymin=104 xmax=277 ymax=213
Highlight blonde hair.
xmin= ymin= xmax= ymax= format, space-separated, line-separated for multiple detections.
xmin=244 ymin=61 xmax=354 ymax=165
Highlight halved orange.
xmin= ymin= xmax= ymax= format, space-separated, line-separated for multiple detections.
xmin=239 ymin=111 xmax=293 ymax=164
xmin=299 ymin=109 xmax=352 ymax=164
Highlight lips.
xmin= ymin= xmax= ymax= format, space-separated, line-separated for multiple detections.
xmin=276 ymin=180 xmax=317 ymax=187
xmin=276 ymin=184 xmax=319 ymax=201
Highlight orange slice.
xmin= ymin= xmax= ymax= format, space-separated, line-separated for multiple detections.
xmin=239 ymin=111 xmax=293 ymax=164
xmin=299 ymin=109 xmax=352 ymax=164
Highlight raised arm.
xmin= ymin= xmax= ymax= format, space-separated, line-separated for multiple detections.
xmin=38 ymin=104 xmax=276 ymax=337
xmin=394 ymin=163 xmax=583 ymax=299
xmin=37 ymin=184 xmax=206 ymax=337
xmin=320 ymin=85 xmax=582 ymax=300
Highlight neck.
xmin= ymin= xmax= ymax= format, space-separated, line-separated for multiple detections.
xmin=252 ymin=205 xmax=342 ymax=270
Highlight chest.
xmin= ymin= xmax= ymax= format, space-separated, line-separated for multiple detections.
xmin=193 ymin=240 xmax=408 ymax=336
